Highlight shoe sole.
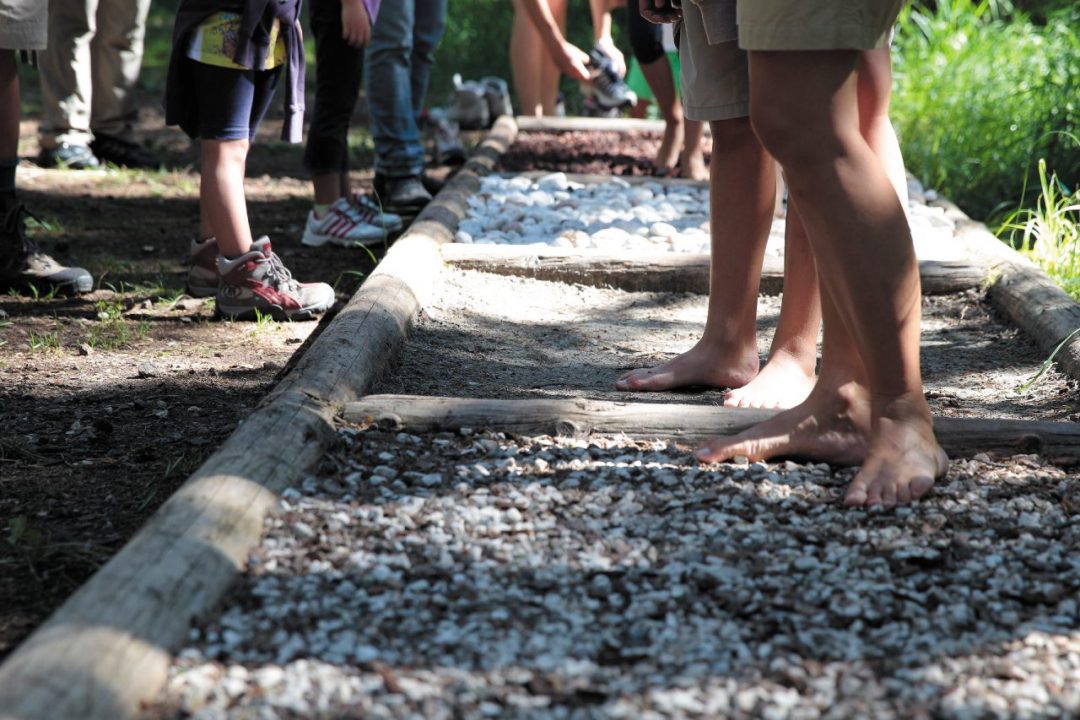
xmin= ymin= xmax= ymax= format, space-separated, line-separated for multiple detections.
xmin=215 ymin=302 xmax=330 ymax=322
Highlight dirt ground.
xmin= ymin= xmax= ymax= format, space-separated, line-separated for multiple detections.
xmin=2 ymin=115 xmax=1078 ymax=668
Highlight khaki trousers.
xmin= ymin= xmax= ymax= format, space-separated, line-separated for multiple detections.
xmin=38 ymin=0 xmax=151 ymax=148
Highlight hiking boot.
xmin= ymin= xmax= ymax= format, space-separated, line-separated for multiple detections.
xmin=90 ymin=134 xmax=162 ymax=170
xmin=187 ymin=236 xmax=219 ymax=298
xmin=349 ymin=193 xmax=404 ymax=233
xmin=302 ymin=198 xmax=387 ymax=248
xmin=0 ymin=203 xmax=93 ymax=295
xmin=37 ymin=142 xmax=100 ymax=170
xmin=428 ymin=107 xmax=467 ymax=166
xmin=216 ymin=237 xmax=334 ymax=321
xmin=373 ymin=174 xmax=432 ymax=214
xmin=585 ymin=46 xmax=637 ymax=110
xmin=447 ymin=73 xmax=490 ymax=130
xmin=480 ymin=76 xmax=513 ymax=119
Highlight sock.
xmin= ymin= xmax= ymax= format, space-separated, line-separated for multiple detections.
xmin=313 ymin=203 xmax=330 ymax=217
xmin=0 ymin=157 xmax=17 ymax=207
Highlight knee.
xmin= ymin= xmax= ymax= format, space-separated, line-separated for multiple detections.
xmin=748 ymin=96 xmax=807 ymax=166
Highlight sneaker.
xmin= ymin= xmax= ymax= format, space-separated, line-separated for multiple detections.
xmin=349 ymin=193 xmax=404 ymax=233
xmin=187 ymin=236 xmax=219 ymax=298
xmin=428 ymin=107 xmax=467 ymax=166
xmin=216 ymin=237 xmax=334 ymax=321
xmin=37 ymin=142 xmax=100 ymax=170
xmin=90 ymin=134 xmax=161 ymax=169
xmin=0 ymin=203 xmax=93 ymax=295
xmin=302 ymin=198 xmax=387 ymax=248
xmin=373 ymin=174 xmax=432 ymax=214
xmin=480 ymin=76 xmax=513 ymax=119
xmin=585 ymin=46 xmax=637 ymax=110
xmin=447 ymin=73 xmax=490 ymax=130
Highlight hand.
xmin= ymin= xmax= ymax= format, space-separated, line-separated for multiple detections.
xmin=341 ymin=0 xmax=371 ymax=48
xmin=640 ymin=0 xmax=681 ymax=24
xmin=554 ymin=41 xmax=592 ymax=83
xmin=595 ymin=36 xmax=626 ymax=78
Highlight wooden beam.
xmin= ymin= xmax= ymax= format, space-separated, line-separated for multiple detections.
xmin=0 ymin=121 xmax=520 ymax=720
xmin=441 ymin=244 xmax=987 ymax=296
xmin=344 ymin=394 xmax=1080 ymax=464
xmin=932 ymin=197 xmax=1080 ymax=384
xmin=516 ymin=116 xmax=669 ymax=134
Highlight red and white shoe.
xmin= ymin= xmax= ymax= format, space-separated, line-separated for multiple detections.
xmin=302 ymin=198 xmax=386 ymax=248
xmin=216 ymin=237 xmax=335 ymax=321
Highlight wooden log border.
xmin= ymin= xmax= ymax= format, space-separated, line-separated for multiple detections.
xmin=0 ymin=117 xmax=520 ymax=720
xmin=441 ymin=244 xmax=986 ymax=297
xmin=345 ymin=394 xmax=1080 ymax=465
xmin=931 ymin=197 xmax=1080 ymax=384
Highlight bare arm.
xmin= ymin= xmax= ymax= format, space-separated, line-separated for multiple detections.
xmin=589 ymin=0 xmax=626 ymax=76
xmin=517 ymin=0 xmax=591 ymax=82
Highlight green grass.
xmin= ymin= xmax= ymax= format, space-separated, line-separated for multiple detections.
xmin=892 ymin=0 xmax=1080 ymax=222
xmin=27 ymin=328 xmax=61 ymax=353
xmin=86 ymin=295 xmax=151 ymax=350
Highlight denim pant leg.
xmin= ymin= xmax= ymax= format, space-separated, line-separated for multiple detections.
xmin=304 ymin=0 xmax=366 ymax=174
xmin=365 ymin=0 xmax=447 ymax=179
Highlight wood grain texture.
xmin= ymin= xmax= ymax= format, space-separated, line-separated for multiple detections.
xmin=345 ymin=394 xmax=1080 ymax=464
xmin=441 ymin=244 xmax=986 ymax=296
xmin=0 ymin=118 xmax=520 ymax=720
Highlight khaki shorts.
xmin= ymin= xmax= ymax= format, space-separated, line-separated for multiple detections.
xmin=0 ymin=0 xmax=47 ymax=51
xmin=736 ymin=0 xmax=904 ymax=51
xmin=678 ymin=2 xmax=748 ymax=122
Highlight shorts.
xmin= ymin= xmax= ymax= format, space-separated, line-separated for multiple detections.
xmin=0 ymin=0 xmax=47 ymax=51
xmin=188 ymin=60 xmax=282 ymax=142
xmin=678 ymin=2 xmax=748 ymax=122
xmin=736 ymin=0 xmax=904 ymax=51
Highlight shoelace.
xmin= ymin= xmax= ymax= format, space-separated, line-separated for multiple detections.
xmin=262 ymin=249 xmax=300 ymax=292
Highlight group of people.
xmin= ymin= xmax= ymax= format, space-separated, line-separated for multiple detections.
xmin=1 ymin=0 xmax=450 ymax=317
xmin=2 ymin=0 xmax=947 ymax=508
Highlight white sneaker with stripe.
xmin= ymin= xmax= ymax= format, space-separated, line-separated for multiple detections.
xmin=302 ymin=197 xmax=386 ymax=248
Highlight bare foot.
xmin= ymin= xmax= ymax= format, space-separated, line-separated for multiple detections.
xmin=653 ymin=119 xmax=684 ymax=175
xmin=615 ymin=339 xmax=758 ymax=392
xmin=722 ymin=350 xmax=816 ymax=409
xmin=679 ymin=147 xmax=708 ymax=182
xmin=842 ymin=396 xmax=949 ymax=508
xmin=696 ymin=380 xmax=871 ymax=467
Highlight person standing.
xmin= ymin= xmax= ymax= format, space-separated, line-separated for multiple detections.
xmin=0 ymin=2 xmax=93 ymax=294
xmin=366 ymin=0 xmax=448 ymax=213
xmin=37 ymin=0 xmax=160 ymax=169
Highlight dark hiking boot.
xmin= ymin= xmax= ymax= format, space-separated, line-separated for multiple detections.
xmin=0 ymin=203 xmax=93 ymax=295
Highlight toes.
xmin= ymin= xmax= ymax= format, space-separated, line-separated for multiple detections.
xmin=910 ymin=474 xmax=935 ymax=500
xmin=844 ymin=476 xmax=868 ymax=507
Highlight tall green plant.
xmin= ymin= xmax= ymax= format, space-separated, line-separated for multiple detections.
xmin=892 ymin=0 xmax=1079 ymax=221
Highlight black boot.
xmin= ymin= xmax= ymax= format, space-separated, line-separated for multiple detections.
xmin=0 ymin=203 xmax=93 ymax=295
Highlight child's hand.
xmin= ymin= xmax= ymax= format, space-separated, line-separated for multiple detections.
xmin=595 ymin=36 xmax=626 ymax=78
xmin=341 ymin=0 xmax=371 ymax=47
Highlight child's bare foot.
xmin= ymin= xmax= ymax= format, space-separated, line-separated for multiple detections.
xmin=653 ymin=119 xmax=683 ymax=175
xmin=615 ymin=339 xmax=758 ymax=392
xmin=679 ymin=147 xmax=708 ymax=181
xmin=843 ymin=396 xmax=949 ymax=507
xmin=696 ymin=380 xmax=871 ymax=467
xmin=722 ymin=351 xmax=816 ymax=409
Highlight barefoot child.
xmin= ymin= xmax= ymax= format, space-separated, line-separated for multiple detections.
xmin=618 ymin=2 xmax=910 ymax=413
xmin=167 ymin=0 xmax=335 ymax=320
xmin=302 ymin=0 xmax=404 ymax=248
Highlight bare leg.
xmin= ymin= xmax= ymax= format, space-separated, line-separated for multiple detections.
xmin=858 ymin=48 xmax=908 ymax=207
xmin=637 ymin=54 xmax=683 ymax=173
xmin=510 ymin=0 xmax=565 ymax=116
xmin=698 ymin=50 xmax=947 ymax=507
xmin=313 ymin=171 xmax=347 ymax=206
xmin=616 ymin=117 xmax=771 ymax=392
xmin=680 ymin=118 xmax=708 ymax=181
xmin=199 ymin=138 xmax=253 ymax=257
xmin=723 ymin=194 xmax=819 ymax=408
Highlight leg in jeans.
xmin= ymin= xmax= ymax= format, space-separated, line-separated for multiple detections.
xmin=366 ymin=0 xmax=447 ymax=179
xmin=40 ymin=0 xmax=99 ymax=148
xmin=306 ymin=0 xmax=366 ymax=204
xmin=698 ymin=50 xmax=947 ymax=507
xmin=88 ymin=0 xmax=151 ymax=141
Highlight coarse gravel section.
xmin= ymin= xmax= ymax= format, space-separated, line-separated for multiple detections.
xmin=144 ymin=427 xmax=1080 ymax=720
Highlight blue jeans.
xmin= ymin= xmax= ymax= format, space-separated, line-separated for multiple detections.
xmin=365 ymin=0 xmax=447 ymax=179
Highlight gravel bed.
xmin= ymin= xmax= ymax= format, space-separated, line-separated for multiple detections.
xmin=454 ymin=174 xmax=958 ymax=262
xmin=145 ymin=427 xmax=1080 ymax=719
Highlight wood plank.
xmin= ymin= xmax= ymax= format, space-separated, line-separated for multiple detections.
xmin=516 ymin=116 xmax=669 ymax=134
xmin=931 ymin=197 xmax=1080 ymax=383
xmin=0 ymin=120 xmax=521 ymax=720
xmin=344 ymin=394 xmax=1080 ymax=464
xmin=441 ymin=244 xmax=987 ymax=296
